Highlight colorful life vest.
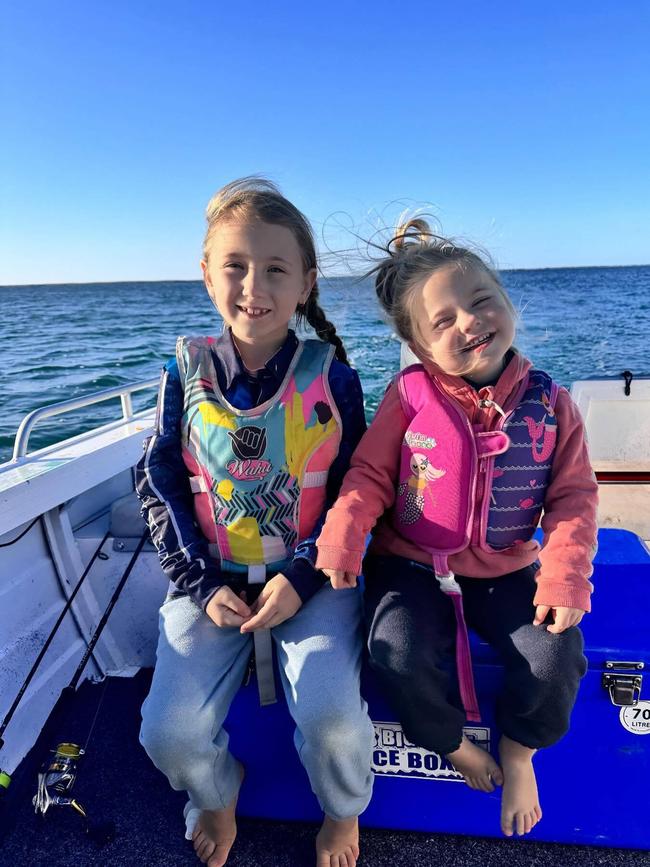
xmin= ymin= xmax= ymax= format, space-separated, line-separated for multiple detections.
xmin=177 ymin=336 xmax=342 ymax=577
xmin=394 ymin=366 xmax=558 ymax=555
xmin=393 ymin=364 xmax=559 ymax=721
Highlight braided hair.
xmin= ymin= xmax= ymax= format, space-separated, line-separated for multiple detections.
xmin=296 ymin=291 xmax=349 ymax=365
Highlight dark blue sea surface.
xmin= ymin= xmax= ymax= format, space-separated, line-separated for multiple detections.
xmin=1 ymin=267 xmax=649 ymax=464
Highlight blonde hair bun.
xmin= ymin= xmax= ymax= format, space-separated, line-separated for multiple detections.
xmin=392 ymin=218 xmax=434 ymax=251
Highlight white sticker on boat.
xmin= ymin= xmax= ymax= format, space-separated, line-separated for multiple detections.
xmin=371 ymin=721 xmax=491 ymax=781
xmin=619 ymin=701 xmax=650 ymax=735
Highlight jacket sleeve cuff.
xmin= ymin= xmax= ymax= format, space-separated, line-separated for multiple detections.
xmin=184 ymin=561 xmax=236 ymax=611
xmin=282 ymin=557 xmax=328 ymax=604
xmin=315 ymin=546 xmax=364 ymax=577
xmin=198 ymin=578 xmax=224 ymax=611
xmin=533 ymin=579 xmax=592 ymax=613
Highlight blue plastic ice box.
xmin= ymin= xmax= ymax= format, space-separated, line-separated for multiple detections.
xmin=225 ymin=528 xmax=650 ymax=849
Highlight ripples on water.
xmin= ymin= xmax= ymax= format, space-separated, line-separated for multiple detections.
xmin=1 ymin=268 xmax=649 ymax=463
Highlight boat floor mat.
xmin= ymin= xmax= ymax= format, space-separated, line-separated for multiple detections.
xmin=0 ymin=670 xmax=647 ymax=867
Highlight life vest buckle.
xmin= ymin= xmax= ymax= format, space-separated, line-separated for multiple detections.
xmin=435 ymin=571 xmax=462 ymax=595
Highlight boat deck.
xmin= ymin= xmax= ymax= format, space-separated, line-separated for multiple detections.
xmin=1 ymin=670 xmax=648 ymax=867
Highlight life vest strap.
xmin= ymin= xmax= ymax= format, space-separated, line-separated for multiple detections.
xmin=253 ymin=629 xmax=276 ymax=706
xmin=189 ymin=475 xmax=209 ymax=494
xmin=302 ymin=469 xmax=329 ymax=488
xmin=449 ymin=592 xmax=481 ymax=723
xmin=247 ymin=564 xmax=277 ymax=705
xmin=248 ymin=564 xmax=266 ymax=585
xmin=432 ymin=556 xmax=481 ymax=723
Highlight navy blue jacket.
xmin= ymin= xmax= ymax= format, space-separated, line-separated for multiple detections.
xmin=136 ymin=329 xmax=366 ymax=609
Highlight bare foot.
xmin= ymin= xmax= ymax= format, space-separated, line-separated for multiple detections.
xmin=446 ymin=736 xmax=504 ymax=792
xmin=499 ymin=735 xmax=542 ymax=837
xmin=192 ymin=766 xmax=244 ymax=867
xmin=316 ymin=815 xmax=359 ymax=867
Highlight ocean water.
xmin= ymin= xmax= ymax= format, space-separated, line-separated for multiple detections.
xmin=1 ymin=266 xmax=649 ymax=464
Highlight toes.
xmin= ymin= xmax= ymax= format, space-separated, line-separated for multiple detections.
xmin=490 ymin=765 xmax=504 ymax=786
xmin=199 ymin=841 xmax=215 ymax=863
xmin=514 ymin=812 xmax=523 ymax=836
xmin=336 ymin=853 xmax=349 ymax=867
xmin=207 ymin=846 xmax=230 ymax=867
xmin=466 ymin=774 xmax=494 ymax=793
xmin=523 ymin=812 xmax=533 ymax=834
xmin=193 ymin=834 xmax=211 ymax=862
xmin=501 ymin=811 xmax=514 ymax=837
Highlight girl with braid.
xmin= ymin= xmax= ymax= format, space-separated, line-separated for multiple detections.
xmin=137 ymin=178 xmax=373 ymax=867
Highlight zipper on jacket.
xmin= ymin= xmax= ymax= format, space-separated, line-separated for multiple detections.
xmin=473 ymin=395 xmax=510 ymax=546
xmin=471 ymin=373 xmax=531 ymax=550
xmin=472 ymin=460 xmax=487 ymax=546
xmin=477 ymin=400 xmax=518 ymax=549
xmin=478 ymin=398 xmax=507 ymax=418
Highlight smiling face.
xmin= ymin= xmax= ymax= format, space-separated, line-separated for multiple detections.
xmin=201 ymin=218 xmax=316 ymax=362
xmin=409 ymin=263 xmax=516 ymax=384
xmin=410 ymin=454 xmax=429 ymax=476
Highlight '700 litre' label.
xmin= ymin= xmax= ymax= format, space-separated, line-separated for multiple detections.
xmin=372 ymin=721 xmax=491 ymax=781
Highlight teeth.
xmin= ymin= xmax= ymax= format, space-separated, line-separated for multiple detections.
xmin=465 ymin=333 xmax=492 ymax=350
xmin=239 ymin=306 xmax=270 ymax=317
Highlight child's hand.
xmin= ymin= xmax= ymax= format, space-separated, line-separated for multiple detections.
xmin=205 ymin=586 xmax=252 ymax=628
xmin=240 ymin=574 xmax=302 ymax=633
xmin=533 ymin=605 xmax=584 ymax=634
xmin=321 ymin=569 xmax=358 ymax=589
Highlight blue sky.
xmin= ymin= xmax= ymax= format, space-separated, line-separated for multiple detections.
xmin=1 ymin=0 xmax=649 ymax=284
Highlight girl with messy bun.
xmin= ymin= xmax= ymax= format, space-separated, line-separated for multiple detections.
xmin=137 ymin=177 xmax=373 ymax=867
xmin=316 ymin=218 xmax=598 ymax=839
xmin=372 ymin=218 xmax=516 ymax=375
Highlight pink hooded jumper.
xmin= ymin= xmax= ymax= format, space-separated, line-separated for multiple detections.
xmin=316 ymin=352 xmax=598 ymax=718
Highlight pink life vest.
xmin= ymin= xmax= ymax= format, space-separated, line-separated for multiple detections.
xmin=393 ymin=364 xmax=558 ymax=721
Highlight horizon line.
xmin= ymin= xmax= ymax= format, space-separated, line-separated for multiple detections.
xmin=1 ymin=261 xmax=649 ymax=289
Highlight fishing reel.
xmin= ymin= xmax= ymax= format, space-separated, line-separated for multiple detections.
xmin=34 ymin=742 xmax=87 ymax=819
xmin=33 ymin=743 xmax=114 ymax=844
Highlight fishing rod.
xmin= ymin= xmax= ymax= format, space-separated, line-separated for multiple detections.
xmin=0 ymin=530 xmax=111 ymax=788
xmin=1 ymin=530 xmax=145 ymax=807
xmin=31 ymin=531 xmax=148 ymax=843
xmin=65 ymin=531 xmax=148 ymax=694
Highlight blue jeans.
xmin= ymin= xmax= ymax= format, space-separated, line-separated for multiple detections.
xmin=140 ymin=584 xmax=374 ymax=820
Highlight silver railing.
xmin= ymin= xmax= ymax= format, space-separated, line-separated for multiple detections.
xmin=12 ymin=378 xmax=159 ymax=461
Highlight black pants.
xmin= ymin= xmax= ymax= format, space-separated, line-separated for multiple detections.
xmin=364 ymin=554 xmax=587 ymax=755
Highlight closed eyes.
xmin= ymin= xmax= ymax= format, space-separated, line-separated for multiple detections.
xmin=432 ymin=297 xmax=491 ymax=329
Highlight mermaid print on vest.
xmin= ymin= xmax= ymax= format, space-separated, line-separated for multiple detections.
xmin=393 ymin=364 xmax=559 ymax=722
xmin=177 ymin=336 xmax=342 ymax=574
xmin=395 ymin=365 xmax=558 ymax=555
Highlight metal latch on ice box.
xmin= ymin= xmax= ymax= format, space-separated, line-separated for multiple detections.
xmin=602 ymin=661 xmax=644 ymax=706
